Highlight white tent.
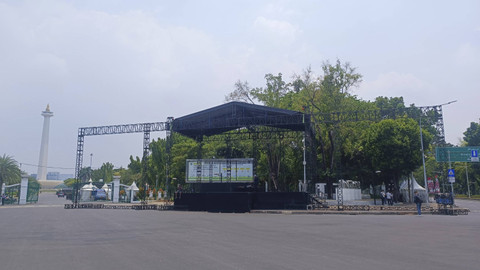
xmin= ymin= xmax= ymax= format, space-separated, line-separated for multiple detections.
xmin=127 ymin=182 xmax=140 ymax=203
xmin=80 ymin=179 xmax=96 ymax=201
xmin=101 ymin=183 xmax=111 ymax=200
xmin=400 ymin=176 xmax=427 ymax=203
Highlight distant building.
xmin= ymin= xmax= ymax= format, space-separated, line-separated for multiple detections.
xmin=45 ymin=172 xmax=73 ymax=181
xmin=59 ymin=174 xmax=74 ymax=181
xmin=47 ymin=171 xmax=60 ymax=180
xmin=31 ymin=172 xmax=73 ymax=181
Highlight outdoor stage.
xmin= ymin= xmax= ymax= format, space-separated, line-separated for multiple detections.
xmin=174 ymin=192 xmax=310 ymax=213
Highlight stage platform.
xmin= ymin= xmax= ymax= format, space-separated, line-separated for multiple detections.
xmin=174 ymin=192 xmax=310 ymax=213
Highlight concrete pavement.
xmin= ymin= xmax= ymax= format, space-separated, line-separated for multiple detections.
xmin=0 ymin=193 xmax=479 ymax=270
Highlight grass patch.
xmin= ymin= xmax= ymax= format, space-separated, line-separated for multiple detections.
xmin=455 ymin=194 xmax=480 ymax=200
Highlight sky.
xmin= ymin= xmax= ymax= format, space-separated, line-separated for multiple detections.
xmin=1 ymin=0 xmax=479 ymax=176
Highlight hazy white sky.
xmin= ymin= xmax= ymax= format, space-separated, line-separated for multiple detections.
xmin=1 ymin=0 xmax=479 ymax=175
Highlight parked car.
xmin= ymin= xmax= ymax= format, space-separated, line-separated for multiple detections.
xmin=94 ymin=189 xmax=107 ymax=201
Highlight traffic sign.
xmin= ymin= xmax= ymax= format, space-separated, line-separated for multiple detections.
xmin=448 ymin=169 xmax=455 ymax=183
xmin=436 ymin=147 xmax=480 ymax=162
xmin=472 ymin=150 xmax=479 ymax=162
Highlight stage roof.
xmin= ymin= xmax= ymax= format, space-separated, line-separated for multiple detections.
xmin=171 ymin=101 xmax=309 ymax=139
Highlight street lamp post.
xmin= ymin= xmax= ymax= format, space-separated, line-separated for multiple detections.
xmin=419 ymin=117 xmax=429 ymax=205
xmin=302 ymin=135 xmax=307 ymax=192
xmin=465 ymin=163 xmax=471 ymax=198
xmin=419 ymin=100 xmax=457 ymax=204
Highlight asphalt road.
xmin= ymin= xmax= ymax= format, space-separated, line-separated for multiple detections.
xmin=0 ymin=193 xmax=479 ymax=270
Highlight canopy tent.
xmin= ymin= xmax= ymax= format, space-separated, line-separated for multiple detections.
xmin=101 ymin=183 xmax=111 ymax=200
xmin=127 ymin=181 xmax=139 ymax=191
xmin=171 ymin=101 xmax=309 ymax=139
xmin=80 ymin=179 xmax=96 ymax=201
xmin=127 ymin=182 xmax=140 ymax=203
xmin=400 ymin=176 xmax=427 ymax=203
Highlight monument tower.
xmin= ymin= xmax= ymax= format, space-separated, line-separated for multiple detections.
xmin=37 ymin=104 xmax=53 ymax=180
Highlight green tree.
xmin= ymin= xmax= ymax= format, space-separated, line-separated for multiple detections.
xmin=251 ymin=73 xmax=292 ymax=108
xmin=464 ymin=121 xmax=480 ymax=146
xmin=99 ymin=162 xmax=114 ymax=182
xmin=461 ymin=121 xmax=480 ymax=195
xmin=362 ymin=118 xmax=432 ymax=195
xmin=225 ymin=80 xmax=255 ymax=104
xmin=250 ymin=73 xmax=294 ymax=190
xmin=119 ymin=156 xmax=142 ymax=185
xmin=294 ymin=61 xmax=364 ymax=195
xmin=0 ymin=154 xmax=22 ymax=189
xmin=78 ymin=167 xmax=92 ymax=181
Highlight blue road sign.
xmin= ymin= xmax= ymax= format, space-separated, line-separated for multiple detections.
xmin=448 ymin=169 xmax=455 ymax=183
xmin=472 ymin=150 xmax=478 ymax=158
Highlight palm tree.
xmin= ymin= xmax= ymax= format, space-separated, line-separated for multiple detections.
xmin=0 ymin=154 xmax=21 ymax=190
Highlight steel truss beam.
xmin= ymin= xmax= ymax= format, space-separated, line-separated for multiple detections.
xmin=80 ymin=122 xmax=168 ymax=136
xmin=200 ymin=129 xmax=301 ymax=142
xmin=313 ymin=104 xmax=448 ymax=144
xmin=173 ymin=114 xmax=307 ymax=134
xmin=74 ymin=122 xmax=167 ymax=203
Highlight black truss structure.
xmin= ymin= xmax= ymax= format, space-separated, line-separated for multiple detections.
xmin=73 ymin=101 xmax=451 ymax=204
xmin=171 ymin=102 xmax=307 ymax=139
xmin=200 ymin=129 xmax=302 ymax=142
xmin=74 ymin=122 xmax=167 ymax=203
xmin=313 ymin=104 xmax=448 ymax=144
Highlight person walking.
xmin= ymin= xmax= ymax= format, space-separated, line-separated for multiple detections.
xmin=380 ymin=190 xmax=386 ymax=205
xmin=386 ymin=191 xmax=393 ymax=205
xmin=414 ymin=191 xmax=423 ymax=215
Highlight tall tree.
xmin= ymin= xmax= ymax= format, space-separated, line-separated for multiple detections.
xmin=362 ymin=118 xmax=432 ymax=195
xmin=78 ymin=167 xmax=92 ymax=181
xmin=99 ymin=162 xmax=114 ymax=183
xmin=295 ymin=61 xmax=364 ymax=196
xmin=250 ymin=73 xmax=293 ymax=190
xmin=464 ymin=121 xmax=480 ymax=146
xmin=0 ymin=154 xmax=21 ymax=188
xmin=251 ymin=73 xmax=291 ymax=108
xmin=225 ymin=80 xmax=255 ymax=104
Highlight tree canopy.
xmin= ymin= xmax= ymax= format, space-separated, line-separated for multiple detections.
xmin=0 ymin=154 xmax=22 ymax=188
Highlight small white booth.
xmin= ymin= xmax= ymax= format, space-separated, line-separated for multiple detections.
xmin=80 ymin=179 xmax=95 ymax=201
xmin=127 ymin=182 xmax=140 ymax=203
xmin=101 ymin=183 xmax=111 ymax=200
xmin=336 ymin=180 xmax=362 ymax=201
xmin=400 ymin=176 xmax=427 ymax=203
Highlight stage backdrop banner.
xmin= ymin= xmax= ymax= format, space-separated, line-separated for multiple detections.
xmin=186 ymin=158 xmax=254 ymax=183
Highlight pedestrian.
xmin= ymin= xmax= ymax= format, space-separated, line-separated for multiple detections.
xmin=380 ymin=190 xmax=386 ymax=205
xmin=1 ymin=193 xmax=5 ymax=206
xmin=414 ymin=191 xmax=423 ymax=215
xmin=175 ymin=184 xmax=182 ymax=199
xmin=386 ymin=191 xmax=393 ymax=205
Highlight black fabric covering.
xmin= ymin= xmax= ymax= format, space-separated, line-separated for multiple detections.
xmin=171 ymin=101 xmax=308 ymax=138
xmin=174 ymin=192 xmax=310 ymax=213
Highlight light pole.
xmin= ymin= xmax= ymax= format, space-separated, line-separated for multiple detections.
xmin=465 ymin=163 xmax=471 ymax=198
xmin=302 ymin=135 xmax=307 ymax=192
xmin=418 ymin=100 xmax=457 ymax=204
xmin=419 ymin=117 xmax=429 ymax=204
